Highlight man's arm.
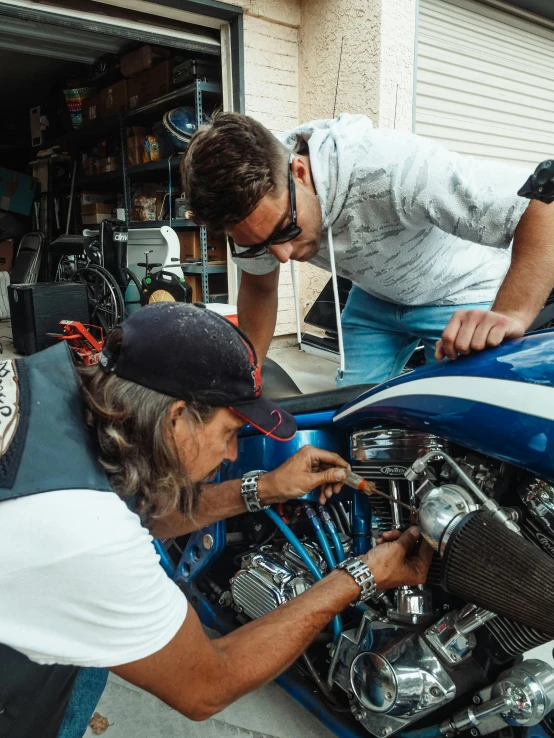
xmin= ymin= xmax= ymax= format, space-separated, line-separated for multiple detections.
xmin=388 ymin=133 xmax=551 ymax=360
xmin=237 ymin=267 xmax=279 ymax=363
xmin=437 ymin=200 xmax=554 ymax=359
xmin=150 ymin=446 xmax=349 ymax=538
xmin=111 ymin=527 xmax=433 ymax=721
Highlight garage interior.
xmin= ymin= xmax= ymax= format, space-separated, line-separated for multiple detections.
xmin=0 ymin=1 xmax=232 ymax=360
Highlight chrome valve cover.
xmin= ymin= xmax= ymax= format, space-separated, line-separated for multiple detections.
xmin=230 ymin=542 xmax=324 ymax=620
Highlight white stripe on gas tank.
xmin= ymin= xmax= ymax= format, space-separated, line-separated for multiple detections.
xmin=334 ymin=375 xmax=554 ymax=423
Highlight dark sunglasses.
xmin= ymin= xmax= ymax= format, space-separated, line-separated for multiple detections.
xmin=228 ymin=154 xmax=302 ymax=259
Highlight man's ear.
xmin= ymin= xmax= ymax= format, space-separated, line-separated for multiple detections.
xmin=291 ymin=154 xmax=312 ymax=188
xmin=170 ymin=400 xmax=186 ymax=427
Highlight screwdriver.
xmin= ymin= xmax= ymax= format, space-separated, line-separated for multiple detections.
xmin=343 ymin=469 xmax=418 ymax=514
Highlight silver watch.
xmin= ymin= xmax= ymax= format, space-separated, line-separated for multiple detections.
xmin=240 ymin=470 xmax=269 ymax=513
xmin=336 ymin=556 xmax=376 ymax=605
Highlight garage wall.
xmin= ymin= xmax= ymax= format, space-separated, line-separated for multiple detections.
xmin=296 ymin=0 xmax=416 ymax=325
xmin=417 ymin=0 xmax=554 ymax=168
xmin=232 ymin=0 xmax=301 ymax=336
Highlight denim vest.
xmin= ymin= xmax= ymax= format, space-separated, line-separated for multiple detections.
xmin=0 ymin=343 xmax=113 ymax=738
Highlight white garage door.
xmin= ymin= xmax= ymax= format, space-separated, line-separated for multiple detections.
xmin=416 ymin=0 xmax=554 ymax=167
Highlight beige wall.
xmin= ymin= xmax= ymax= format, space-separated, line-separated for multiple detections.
xmin=297 ymin=0 xmax=417 ymax=326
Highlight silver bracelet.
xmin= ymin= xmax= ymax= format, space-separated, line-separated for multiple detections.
xmin=240 ymin=470 xmax=269 ymax=513
xmin=335 ymin=557 xmax=376 ymax=605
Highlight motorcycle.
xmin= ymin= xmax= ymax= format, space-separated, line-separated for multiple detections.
xmin=156 ymin=160 xmax=554 ymax=738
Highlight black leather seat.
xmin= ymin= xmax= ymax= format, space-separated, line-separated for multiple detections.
xmin=275 ymin=384 xmax=376 ymax=415
xmin=266 ymin=384 xmax=370 ymax=415
xmin=261 ymin=358 xmax=302 ymax=399
xmin=261 ymin=357 xmax=375 ymax=414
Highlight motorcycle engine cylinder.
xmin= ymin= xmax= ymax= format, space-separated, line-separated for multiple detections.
xmin=441 ymin=511 xmax=554 ymax=637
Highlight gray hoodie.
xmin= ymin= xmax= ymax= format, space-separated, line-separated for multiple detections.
xmin=234 ymin=114 xmax=531 ymax=306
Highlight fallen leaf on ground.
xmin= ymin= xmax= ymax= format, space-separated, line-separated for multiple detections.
xmin=89 ymin=712 xmax=110 ymax=735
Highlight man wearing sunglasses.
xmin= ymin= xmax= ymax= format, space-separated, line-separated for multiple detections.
xmin=182 ymin=113 xmax=554 ymax=385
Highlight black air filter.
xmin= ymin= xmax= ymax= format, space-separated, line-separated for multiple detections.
xmin=441 ymin=511 xmax=554 ymax=637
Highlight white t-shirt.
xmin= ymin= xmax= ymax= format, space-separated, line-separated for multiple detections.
xmin=0 ymin=488 xmax=188 ymax=667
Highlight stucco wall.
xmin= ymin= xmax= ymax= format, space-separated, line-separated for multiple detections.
xmin=379 ymin=0 xmax=417 ymax=131
xmin=296 ymin=0 xmax=416 ymax=326
xmin=231 ymin=0 xmax=301 ymax=336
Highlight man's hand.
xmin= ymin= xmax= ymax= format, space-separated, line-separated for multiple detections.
xmin=259 ymin=445 xmax=349 ymax=506
xmin=364 ymin=527 xmax=434 ymax=589
xmin=435 ymin=309 xmax=527 ymax=360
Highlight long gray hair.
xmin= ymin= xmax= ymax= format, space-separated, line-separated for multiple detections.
xmin=77 ymin=327 xmax=217 ymax=526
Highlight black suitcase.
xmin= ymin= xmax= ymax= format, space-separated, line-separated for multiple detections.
xmin=9 ymin=282 xmax=90 ymax=355
xmin=173 ymin=58 xmax=219 ymax=87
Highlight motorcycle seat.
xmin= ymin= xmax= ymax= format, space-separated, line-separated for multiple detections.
xmin=275 ymin=384 xmax=376 ymax=415
xmin=261 ymin=358 xmax=303 ymax=399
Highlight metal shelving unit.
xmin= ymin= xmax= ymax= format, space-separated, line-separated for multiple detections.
xmin=121 ymin=79 xmax=222 ymax=302
xmin=181 ymin=263 xmax=227 ymax=274
xmin=66 ymin=79 xmax=223 ymax=303
xmin=127 ymin=218 xmax=197 ymax=229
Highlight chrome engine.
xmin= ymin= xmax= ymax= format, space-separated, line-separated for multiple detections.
xmin=226 ymin=427 xmax=554 ymax=736
xmin=520 ymin=478 xmax=554 ymax=557
xmin=329 ymin=611 xmax=459 ymax=733
xmin=230 ymin=541 xmax=326 ymax=620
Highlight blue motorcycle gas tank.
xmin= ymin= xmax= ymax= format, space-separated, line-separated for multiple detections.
xmin=334 ymin=330 xmax=554 ymax=483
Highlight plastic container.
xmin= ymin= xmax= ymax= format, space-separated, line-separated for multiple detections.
xmin=206 ymin=303 xmax=237 ymax=326
xmin=63 ymin=87 xmax=93 ymax=129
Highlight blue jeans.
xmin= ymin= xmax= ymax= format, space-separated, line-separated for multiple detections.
xmin=57 ymin=668 xmax=108 ymax=738
xmin=336 ymin=286 xmax=492 ymax=386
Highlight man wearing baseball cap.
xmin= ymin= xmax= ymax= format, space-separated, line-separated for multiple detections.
xmin=0 ymin=302 xmax=432 ymax=737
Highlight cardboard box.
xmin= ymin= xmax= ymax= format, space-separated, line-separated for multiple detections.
xmin=0 ymin=168 xmax=36 ymax=216
xmin=184 ymin=274 xmax=202 ymax=303
xmin=100 ymin=79 xmax=128 ymax=118
xmin=184 ymin=273 xmax=227 ymax=303
xmin=128 ymin=60 xmax=174 ymax=109
xmin=127 ymin=136 xmax=144 ymax=167
xmin=0 ymin=239 xmax=14 ymax=271
xmin=96 ymin=156 xmax=121 ymax=174
xmin=80 ymin=191 xmax=115 ymax=206
xmin=82 ymin=157 xmax=96 ymax=177
xmin=81 ymin=203 xmax=114 ymax=216
xmin=83 ymin=94 xmax=101 ymax=127
xmin=121 ymin=44 xmax=169 ymax=78
xmin=82 ymin=212 xmax=113 ymax=225
xmin=178 ymin=231 xmax=227 ymax=262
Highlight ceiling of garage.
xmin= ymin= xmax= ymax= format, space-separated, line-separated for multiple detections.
xmin=0 ymin=14 xmax=131 ymax=63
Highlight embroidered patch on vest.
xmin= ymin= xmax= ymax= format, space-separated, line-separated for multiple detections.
xmin=0 ymin=359 xmax=19 ymax=457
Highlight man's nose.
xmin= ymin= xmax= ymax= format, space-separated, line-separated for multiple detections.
xmin=225 ymin=435 xmax=239 ymax=463
xmin=269 ymin=242 xmax=294 ymax=264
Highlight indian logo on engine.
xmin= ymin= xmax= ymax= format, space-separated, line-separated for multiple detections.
xmin=380 ymin=465 xmax=408 ymax=476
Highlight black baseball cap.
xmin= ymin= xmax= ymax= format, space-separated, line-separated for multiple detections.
xmin=99 ymin=302 xmax=296 ymax=441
